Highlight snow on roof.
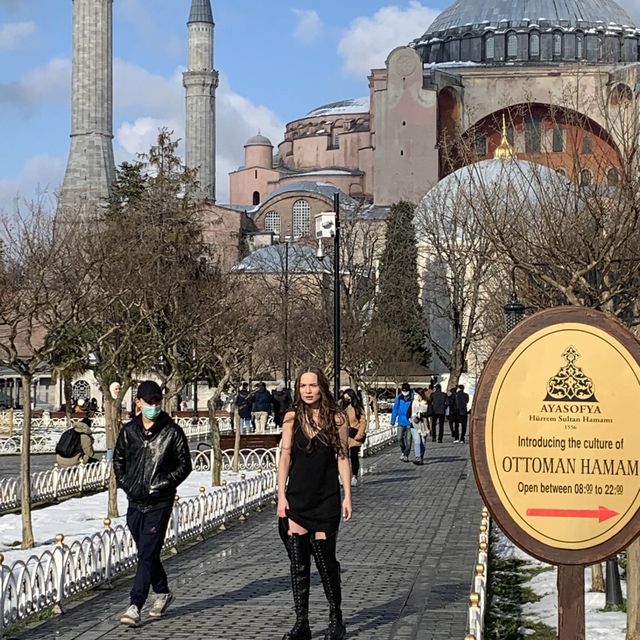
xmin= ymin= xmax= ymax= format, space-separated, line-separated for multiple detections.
xmin=306 ymin=97 xmax=370 ymax=118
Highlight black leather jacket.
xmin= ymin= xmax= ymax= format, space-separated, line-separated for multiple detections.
xmin=113 ymin=412 xmax=192 ymax=512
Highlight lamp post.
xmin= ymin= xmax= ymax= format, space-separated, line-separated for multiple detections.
xmin=504 ymin=265 xmax=526 ymax=332
xmin=284 ymin=238 xmax=290 ymax=391
xmin=332 ymin=193 xmax=341 ymax=399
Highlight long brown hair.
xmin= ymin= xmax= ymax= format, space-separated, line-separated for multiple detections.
xmin=290 ymin=365 xmax=346 ymax=457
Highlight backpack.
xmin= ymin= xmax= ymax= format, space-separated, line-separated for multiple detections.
xmin=55 ymin=428 xmax=82 ymax=458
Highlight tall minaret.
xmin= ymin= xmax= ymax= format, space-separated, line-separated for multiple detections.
xmin=183 ymin=0 xmax=218 ymax=202
xmin=59 ymin=0 xmax=115 ymax=215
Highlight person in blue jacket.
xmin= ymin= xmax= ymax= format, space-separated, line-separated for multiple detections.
xmin=390 ymin=382 xmax=414 ymax=462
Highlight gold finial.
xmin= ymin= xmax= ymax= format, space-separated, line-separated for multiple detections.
xmin=494 ymin=114 xmax=515 ymax=159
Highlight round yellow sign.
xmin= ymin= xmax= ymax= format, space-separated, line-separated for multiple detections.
xmin=473 ymin=308 xmax=640 ymax=563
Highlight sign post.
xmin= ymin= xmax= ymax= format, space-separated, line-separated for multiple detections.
xmin=471 ymin=307 xmax=640 ymax=639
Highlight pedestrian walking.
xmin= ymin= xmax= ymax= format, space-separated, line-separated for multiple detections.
xmin=113 ymin=380 xmax=192 ymax=627
xmin=251 ymin=381 xmax=272 ymax=433
xmin=277 ymin=366 xmax=352 ymax=640
xmin=339 ymin=388 xmax=368 ymax=486
xmin=455 ymin=384 xmax=470 ymax=443
xmin=430 ymin=383 xmax=448 ymax=443
xmin=55 ymin=416 xmax=98 ymax=467
xmin=390 ymin=382 xmax=413 ymax=462
xmin=235 ymin=382 xmax=253 ymax=434
xmin=410 ymin=389 xmax=429 ymax=465
xmin=447 ymin=388 xmax=458 ymax=440
xmin=272 ymin=382 xmax=293 ymax=429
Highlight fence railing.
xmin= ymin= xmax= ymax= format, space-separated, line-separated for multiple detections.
xmin=0 ymin=465 xmax=277 ymax=637
xmin=466 ymin=507 xmax=489 ymax=640
xmin=0 ymin=449 xmax=278 ymax=514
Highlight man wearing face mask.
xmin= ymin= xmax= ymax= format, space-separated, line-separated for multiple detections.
xmin=390 ymin=382 xmax=414 ymax=462
xmin=113 ymin=380 xmax=192 ymax=627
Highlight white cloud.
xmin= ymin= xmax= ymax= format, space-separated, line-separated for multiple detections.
xmin=113 ymin=68 xmax=283 ymax=204
xmin=0 ymin=155 xmax=65 ymax=216
xmin=291 ymin=9 xmax=323 ymax=43
xmin=0 ymin=21 xmax=35 ymax=50
xmin=338 ymin=1 xmax=440 ymax=77
xmin=0 ymin=57 xmax=70 ymax=112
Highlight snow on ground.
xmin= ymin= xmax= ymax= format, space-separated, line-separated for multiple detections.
xmin=494 ymin=527 xmax=627 ymax=639
xmin=0 ymin=470 xmax=260 ymax=568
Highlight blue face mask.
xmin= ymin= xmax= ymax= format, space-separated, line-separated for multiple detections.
xmin=141 ymin=405 xmax=161 ymax=420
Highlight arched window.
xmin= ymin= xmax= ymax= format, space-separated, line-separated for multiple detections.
xmin=264 ymin=210 xmax=281 ymax=235
xmin=552 ymin=127 xmax=564 ymax=152
xmin=556 ymin=168 xmax=567 ymax=179
xmin=553 ymin=32 xmax=562 ymax=58
xmin=580 ymin=169 xmax=592 ymax=187
xmin=576 ymin=33 xmax=584 ymax=59
xmin=529 ymin=32 xmax=540 ymax=58
xmin=292 ymin=199 xmax=311 ymax=238
xmin=506 ymin=31 xmax=518 ymax=59
xmin=607 ymin=167 xmax=620 ymax=187
xmin=252 ymin=191 xmax=260 ymax=206
xmin=484 ymin=34 xmax=495 ymax=61
xmin=461 ymin=33 xmax=473 ymax=60
xmin=582 ymin=135 xmax=593 ymax=154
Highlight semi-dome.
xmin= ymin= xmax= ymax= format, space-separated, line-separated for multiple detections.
xmin=246 ymin=133 xmax=273 ymax=146
xmin=415 ymin=157 xmax=571 ymax=232
xmin=413 ymin=0 xmax=640 ymax=65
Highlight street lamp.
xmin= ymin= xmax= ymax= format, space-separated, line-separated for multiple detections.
xmin=283 ymin=237 xmax=291 ymax=391
xmin=504 ymin=265 xmax=526 ymax=332
xmin=315 ymin=194 xmax=341 ymax=398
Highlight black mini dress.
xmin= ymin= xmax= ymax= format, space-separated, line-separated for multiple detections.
xmin=281 ymin=421 xmax=341 ymax=535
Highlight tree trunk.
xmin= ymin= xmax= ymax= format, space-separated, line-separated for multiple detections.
xmin=627 ymin=538 xmax=640 ymax=640
xmin=63 ymin=375 xmax=73 ymax=422
xmin=103 ymin=394 xmax=120 ymax=518
xmin=232 ymin=408 xmax=241 ymax=473
xmin=164 ymin=377 xmax=181 ymax=415
xmin=20 ymin=373 xmax=34 ymax=549
xmin=208 ymin=397 xmax=222 ymax=486
xmin=590 ymin=562 xmax=605 ymax=592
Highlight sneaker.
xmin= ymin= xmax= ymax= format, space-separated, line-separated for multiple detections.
xmin=412 ymin=459 xmax=424 ymax=466
xmin=351 ymin=476 xmax=358 ymax=487
xmin=149 ymin=592 xmax=174 ymax=618
xmin=401 ymin=454 xmax=409 ymax=462
xmin=453 ymin=439 xmax=459 ymax=443
xmin=120 ymin=604 xmax=141 ymax=627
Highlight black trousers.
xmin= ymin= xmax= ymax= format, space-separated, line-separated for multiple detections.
xmin=458 ymin=415 xmax=468 ymax=442
xmin=431 ymin=414 xmax=445 ymax=442
xmin=127 ymin=504 xmax=173 ymax=607
xmin=349 ymin=446 xmax=360 ymax=477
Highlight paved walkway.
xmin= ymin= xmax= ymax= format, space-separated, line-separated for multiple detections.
xmin=11 ymin=440 xmax=482 ymax=640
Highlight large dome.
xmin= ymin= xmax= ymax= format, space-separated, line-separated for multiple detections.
xmin=426 ymin=0 xmax=634 ymax=35
xmin=413 ymin=0 xmax=640 ymax=65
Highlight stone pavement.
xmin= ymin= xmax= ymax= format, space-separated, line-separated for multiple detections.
xmin=10 ymin=439 xmax=483 ymax=640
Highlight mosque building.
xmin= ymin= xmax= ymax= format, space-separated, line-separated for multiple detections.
xmin=231 ymin=0 xmax=640 ymax=245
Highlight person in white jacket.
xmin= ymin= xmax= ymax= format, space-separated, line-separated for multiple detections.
xmin=410 ymin=389 xmax=429 ymax=465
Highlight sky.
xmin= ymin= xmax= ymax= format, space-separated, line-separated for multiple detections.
xmin=1 ymin=0 xmax=640 ymax=211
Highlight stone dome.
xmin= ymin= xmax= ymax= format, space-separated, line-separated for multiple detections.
xmin=427 ymin=0 xmax=634 ymax=35
xmin=413 ymin=0 xmax=640 ymax=65
xmin=246 ymin=133 xmax=273 ymax=146
xmin=415 ymin=158 xmax=571 ymax=232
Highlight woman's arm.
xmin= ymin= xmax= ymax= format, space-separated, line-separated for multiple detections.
xmin=276 ymin=411 xmax=295 ymax=517
xmin=336 ymin=415 xmax=352 ymax=520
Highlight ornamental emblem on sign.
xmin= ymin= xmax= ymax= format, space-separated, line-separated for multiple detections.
xmin=545 ymin=346 xmax=597 ymax=402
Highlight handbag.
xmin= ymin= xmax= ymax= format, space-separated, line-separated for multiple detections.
xmin=348 ymin=426 xmax=366 ymax=443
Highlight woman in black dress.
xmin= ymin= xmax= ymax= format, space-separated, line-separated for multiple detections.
xmin=277 ymin=366 xmax=352 ymax=640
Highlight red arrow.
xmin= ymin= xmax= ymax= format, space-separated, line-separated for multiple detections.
xmin=526 ymin=506 xmax=618 ymax=523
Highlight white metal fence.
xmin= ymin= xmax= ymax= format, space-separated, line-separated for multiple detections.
xmin=466 ymin=507 xmax=489 ymax=640
xmin=0 ymin=469 xmax=277 ymax=636
xmin=0 ymin=448 xmax=280 ymax=514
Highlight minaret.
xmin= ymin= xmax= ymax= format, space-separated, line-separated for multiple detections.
xmin=59 ymin=0 xmax=115 ymax=215
xmin=183 ymin=0 xmax=218 ymax=202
